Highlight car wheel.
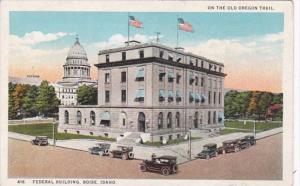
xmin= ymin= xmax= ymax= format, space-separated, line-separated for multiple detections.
xmin=172 ymin=166 xmax=178 ymax=173
xmin=140 ymin=164 xmax=147 ymax=172
xmin=38 ymin=142 xmax=42 ymax=146
xmin=206 ymin=154 xmax=209 ymax=160
xmin=161 ymin=167 xmax=170 ymax=176
xmin=122 ymin=153 xmax=128 ymax=160
xmin=128 ymin=152 xmax=134 ymax=159
xmin=104 ymin=149 xmax=109 ymax=156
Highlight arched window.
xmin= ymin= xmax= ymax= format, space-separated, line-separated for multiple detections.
xmin=194 ymin=112 xmax=199 ymax=128
xmin=175 ymin=112 xmax=180 ymax=128
xmin=167 ymin=112 xmax=172 ymax=128
xmin=121 ymin=112 xmax=127 ymax=127
xmin=158 ymin=112 xmax=163 ymax=129
xmin=64 ymin=110 xmax=69 ymax=124
xmin=138 ymin=112 xmax=146 ymax=132
xmin=90 ymin=111 xmax=95 ymax=126
xmin=77 ymin=111 xmax=82 ymax=125
xmin=213 ymin=111 xmax=216 ymax=124
xmin=208 ymin=111 xmax=211 ymax=124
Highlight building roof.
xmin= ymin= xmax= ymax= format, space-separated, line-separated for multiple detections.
xmin=66 ymin=37 xmax=88 ymax=61
xmin=98 ymin=42 xmax=224 ymax=66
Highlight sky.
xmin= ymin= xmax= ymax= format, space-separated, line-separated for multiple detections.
xmin=9 ymin=12 xmax=284 ymax=93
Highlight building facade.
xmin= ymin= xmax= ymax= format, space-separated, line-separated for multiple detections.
xmin=54 ymin=37 xmax=97 ymax=105
xmin=58 ymin=41 xmax=226 ymax=142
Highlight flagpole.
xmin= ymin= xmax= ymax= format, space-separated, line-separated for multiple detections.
xmin=176 ymin=15 xmax=179 ymax=48
xmin=127 ymin=12 xmax=130 ymax=46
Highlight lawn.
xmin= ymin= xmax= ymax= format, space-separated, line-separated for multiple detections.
xmin=143 ymin=137 xmax=201 ymax=147
xmin=220 ymin=120 xmax=282 ymax=135
xmin=8 ymin=123 xmax=116 ymax=141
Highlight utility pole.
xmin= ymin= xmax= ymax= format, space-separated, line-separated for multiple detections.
xmin=188 ymin=130 xmax=192 ymax=160
xmin=154 ymin=32 xmax=161 ymax=43
xmin=253 ymin=120 xmax=256 ymax=138
xmin=53 ymin=118 xmax=56 ymax=146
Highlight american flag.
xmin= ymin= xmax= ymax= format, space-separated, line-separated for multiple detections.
xmin=129 ymin=16 xmax=143 ymax=28
xmin=178 ymin=18 xmax=193 ymax=32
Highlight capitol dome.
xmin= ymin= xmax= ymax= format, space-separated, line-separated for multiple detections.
xmin=66 ymin=37 xmax=88 ymax=60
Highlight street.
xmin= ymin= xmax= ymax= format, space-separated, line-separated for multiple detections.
xmin=8 ymin=133 xmax=282 ymax=180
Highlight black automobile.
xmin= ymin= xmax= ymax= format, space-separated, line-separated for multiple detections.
xmin=109 ymin=146 xmax=134 ymax=160
xmin=140 ymin=156 xmax=178 ymax=176
xmin=196 ymin=143 xmax=222 ymax=159
xmin=244 ymin=135 xmax=256 ymax=145
xmin=222 ymin=139 xmax=240 ymax=153
xmin=88 ymin=143 xmax=110 ymax=156
xmin=31 ymin=136 xmax=49 ymax=146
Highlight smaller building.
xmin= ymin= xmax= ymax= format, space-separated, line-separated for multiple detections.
xmin=54 ymin=37 xmax=97 ymax=105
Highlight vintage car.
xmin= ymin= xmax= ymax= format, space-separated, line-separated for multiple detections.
xmin=196 ymin=143 xmax=222 ymax=159
xmin=140 ymin=155 xmax=178 ymax=176
xmin=109 ymin=146 xmax=134 ymax=160
xmin=244 ymin=135 xmax=256 ymax=145
xmin=31 ymin=136 xmax=49 ymax=146
xmin=88 ymin=143 xmax=111 ymax=156
xmin=222 ymin=139 xmax=241 ymax=153
xmin=237 ymin=138 xmax=251 ymax=149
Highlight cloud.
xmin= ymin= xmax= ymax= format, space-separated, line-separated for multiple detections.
xmin=90 ymin=33 xmax=161 ymax=50
xmin=10 ymin=31 xmax=69 ymax=45
xmin=185 ymin=32 xmax=283 ymax=92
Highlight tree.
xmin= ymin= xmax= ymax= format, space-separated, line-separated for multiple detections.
xmin=11 ymin=84 xmax=29 ymax=119
xmin=257 ymin=92 xmax=273 ymax=120
xmin=9 ymin=83 xmax=17 ymax=119
xmin=246 ymin=91 xmax=259 ymax=117
xmin=77 ymin=85 xmax=97 ymax=105
xmin=35 ymin=81 xmax=60 ymax=117
xmin=23 ymin=85 xmax=39 ymax=117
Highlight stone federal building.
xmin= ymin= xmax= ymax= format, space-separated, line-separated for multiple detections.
xmin=58 ymin=41 xmax=226 ymax=142
xmin=54 ymin=37 xmax=97 ymax=106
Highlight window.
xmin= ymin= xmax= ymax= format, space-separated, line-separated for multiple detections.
xmin=194 ymin=112 xmax=199 ymax=128
xmin=77 ymin=111 xmax=82 ymax=125
xmin=208 ymin=111 xmax=211 ymax=124
xmin=168 ymin=71 xmax=174 ymax=82
xmin=169 ymin=135 xmax=172 ymax=140
xmin=158 ymin=112 xmax=163 ymax=129
xmin=219 ymin=67 xmax=222 ymax=72
xmin=105 ymin=90 xmax=110 ymax=103
xmin=122 ymin=52 xmax=126 ymax=61
xmin=201 ymin=77 xmax=204 ymax=87
xmin=121 ymin=90 xmax=126 ymax=102
xmin=159 ymin=71 xmax=165 ymax=82
xmin=105 ymin=73 xmax=110 ymax=84
xmin=159 ymin=89 xmax=165 ymax=102
xmin=135 ymin=68 xmax=145 ymax=81
xmin=64 ymin=110 xmax=69 ymax=124
xmin=106 ymin=54 xmax=109 ymax=63
xmin=195 ymin=76 xmax=198 ymax=86
xmin=190 ymin=60 xmax=193 ymax=66
xmin=168 ymin=90 xmax=173 ymax=102
xmin=167 ymin=112 xmax=172 ymax=128
xmin=219 ymin=92 xmax=222 ymax=105
xmin=213 ymin=111 xmax=216 ymax=124
xmin=90 ymin=111 xmax=95 ymax=126
xmin=196 ymin=59 xmax=198 ymax=67
xmin=168 ymin=54 xmax=173 ymax=61
xmin=175 ymin=112 xmax=180 ymax=127
xmin=135 ymin=89 xmax=145 ymax=102
xmin=201 ymin=60 xmax=204 ymax=68
xmin=159 ymin=50 xmax=164 ymax=58
xmin=139 ymin=50 xmax=144 ymax=59
xmin=208 ymin=91 xmax=211 ymax=104
xmin=213 ymin=92 xmax=216 ymax=104
xmin=176 ymin=74 xmax=181 ymax=84
xmin=121 ymin=71 xmax=126 ymax=83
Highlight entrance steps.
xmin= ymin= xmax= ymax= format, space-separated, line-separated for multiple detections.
xmin=116 ymin=132 xmax=142 ymax=146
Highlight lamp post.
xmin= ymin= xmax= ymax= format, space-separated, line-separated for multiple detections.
xmin=253 ymin=120 xmax=256 ymax=138
xmin=53 ymin=117 xmax=56 ymax=146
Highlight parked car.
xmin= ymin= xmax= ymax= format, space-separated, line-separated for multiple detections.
xmin=222 ymin=139 xmax=240 ymax=153
xmin=196 ymin=143 xmax=222 ymax=159
xmin=109 ymin=146 xmax=134 ymax=160
xmin=88 ymin=143 xmax=110 ymax=156
xmin=31 ymin=136 xmax=49 ymax=146
xmin=140 ymin=155 xmax=178 ymax=176
xmin=244 ymin=135 xmax=256 ymax=145
xmin=237 ymin=137 xmax=251 ymax=149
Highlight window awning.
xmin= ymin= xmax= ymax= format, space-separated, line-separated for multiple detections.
xmin=189 ymin=74 xmax=194 ymax=80
xmin=189 ymin=92 xmax=195 ymax=99
xmin=100 ymin=112 xmax=110 ymax=121
xmin=136 ymin=68 xmax=145 ymax=78
xmin=168 ymin=90 xmax=173 ymax=98
xmin=201 ymin=93 xmax=206 ymax=102
xmin=159 ymin=90 xmax=165 ymax=97
xmin=168 ymin=71 xmax=174 ymax=79
xmin=176 ymin=90 xmax=182 ymax=98
xmin=135 ymin=89 xmax=145 ymax=98
xmin=159 ymin=71 xmax=166 ymax=76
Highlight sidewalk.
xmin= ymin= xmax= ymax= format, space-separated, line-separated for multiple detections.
xmin=8 ymin=127 xmax=282 ymax=164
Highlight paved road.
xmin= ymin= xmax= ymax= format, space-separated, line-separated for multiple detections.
xmin=8 ymin=133 xmax=282 ymax=180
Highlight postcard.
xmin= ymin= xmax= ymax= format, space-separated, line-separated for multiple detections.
xmin=0 ymin=0 xmax=294 ymax=186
